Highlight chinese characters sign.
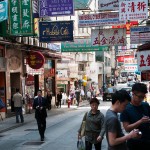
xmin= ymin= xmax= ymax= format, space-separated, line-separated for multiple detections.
xmin=27 ymin=51 xmax=45 ymax=69
xmin=124 ymin=65 xmax=137 ymax=71
xmin=9 ymin=0 xmax=33 ymax=35
xmin=137 ymin=50 xmax=150 ymax=71
xmin=91 ymin=28 xmax=126 ymax=46
xmin=61 ymin=39 xmax=109 ymax=52
xmin=119 ymin=0 xmax=148 ymax=21
xmin=130 ymin=26 xmax=150 ymax=44
xmin=0 ymin=1 xmax=8 ymax=22
xmin=39 ymin=0 xmax=74 ymax=17
xmin=78 ymin=12 xmax=125 ymax=28
xmin=39 ymin=21 xmax=73 ymax=42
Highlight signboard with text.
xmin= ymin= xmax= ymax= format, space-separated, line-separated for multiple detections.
xmin=137 ymin=50 xmax=150 ymax=71
xmin=61 ymin=38 xmax=109 ymax=52
xmin=78 ymin=12 xmax=125 ymax=28
xmin=39 ymin=0 xmax=74 ymax=17
xmin=119 ymin=0 xmax=148 ymax=21
xmin=9 ymin=0 xmax=33 ymax=35
xmin=130 ymin=26 xmax=150 ymax=44
xmin=39 ymin=21 xmax=73 ymax=42
xmin=91 ymin=28 xmax=126 ymax=46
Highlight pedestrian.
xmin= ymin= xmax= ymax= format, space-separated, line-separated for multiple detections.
xmin=78 ymin=97 xmax=105 ymax=150
xmin=57 ymin=91 xmax=62 ymax=108
xmin=105 ymin=90 xmax=141 ymax=150
xmin=120 ymin=83 xmax=150 ymax=150
xmin=12 ymin=88 xmax=24 ymax=123
xmin=45 ymin=90 xmax=52 ymax=110
xmin=148 ymin=82 xmax=150 ymax=93
xmin=33 ymin=90 xmax=47 ymax=141
xmin=25 ymin=92 xmax=31 ymax=113
xmin=61 ymin=92 xmax=67 ymax=105
xmin=75 ymin=88 xmax=81 ymax=106
xmin=87 ymin=89 xmax=91 ymax=102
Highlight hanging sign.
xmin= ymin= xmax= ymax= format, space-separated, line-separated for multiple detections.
xmin=91 ymin=28 xmax=126 ymax=46
xmin=0 ymin=1 xmax=8 ymax=22
xmin=39 ymin=0 xmax=74 ymax=17
xmin=119 ymin=0 xmax=148 ymax=21
xmin=39 ymin=21 xmax=73 ymax=42
xmin=9 ymin=0 xmax=34 ymax=35
xmin=27 ymin=51 xmax=45 ymax=69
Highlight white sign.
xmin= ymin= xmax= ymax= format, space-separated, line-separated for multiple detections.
xmin=137 ymin=50 xmax=150 ymax=71
xmin=124 ymin=58 xmax=137 ymax=64
xmin=119 ymin=0 xmax=148 ymax=21
xmin=124 ymin=65 xmax=137 ymax=71
xmin=91 ymin=28 xmax=126 ymax=46
xmin=78 ymin=12 xmax=125 ymax=28
xmin=130 ymin=26 xmax=150 ymax=44
xmin=98 ymin=0 xmax=119 ymax=10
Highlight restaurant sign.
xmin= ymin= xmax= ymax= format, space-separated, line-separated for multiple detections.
xmin=9 ymin=0 xmax=33 ymax=35
xmin=27 ymin=51 xmax=45 ymax=69
xmin=61 ymin=38 xmax=109 ymax=52
xmin=39 ymin=21 xmax=73 ymax=42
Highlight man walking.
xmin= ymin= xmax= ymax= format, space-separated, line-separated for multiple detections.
xmin=57 ymin=91 xmax=62 ymax=108
xmin=33 ymin=90 xmax=47 ymax=141
xmin=12 ymin=88 xmax=24 ymax=123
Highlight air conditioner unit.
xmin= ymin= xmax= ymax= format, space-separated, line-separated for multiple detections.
xmin=16 ymin=37 xmax=22 ymax=43
xmin=29 ymin=38 xmax=33 ymax=45
xmin=35 ymin=39 xmax=39 ymax=46
xmin=23 ymin=37 xmax=28 ymax=44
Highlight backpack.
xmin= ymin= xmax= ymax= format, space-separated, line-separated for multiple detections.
xmin=0 ymin=98 xmax=5 ymax=110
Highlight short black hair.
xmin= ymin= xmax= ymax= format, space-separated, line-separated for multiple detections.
xmin=132 ymin=83 xmax=147 ymax=94
xmin=16 ymin=88 xmax=19 ymax=92
xmin=112 ymin=90 xmax=131 ymax=105
xmin=90 ymin=97 xmax=100 ymax=105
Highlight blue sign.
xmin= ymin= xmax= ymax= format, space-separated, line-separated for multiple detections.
xmin=0 ymin=1 xmax=8 ymax=22
xmin=39 ymin=21 xmax=74 ymax=42
xmin=39 ymin=0 xmax=74 ymax=17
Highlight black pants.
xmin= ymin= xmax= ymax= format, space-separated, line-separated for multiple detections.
xmin=85 ymin=141 xmax=102 ymax=150
xmin=47 ymin=102 xmax=51 ymax=110
xmin=36 ymin=117 xmax=46 ymax=139
xmin=58 ymin=100 xmax=61 ymax=108
xmin=127 ymin=140 xmax=150 ymax=150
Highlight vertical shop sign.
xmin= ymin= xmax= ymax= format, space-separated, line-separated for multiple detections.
xmin=9 ymin=0 xmax=33 ymax=35
xmin=20 ymin=0 xmax=33 ymax=34
xmin=9 ymin=0 xmax=21 ymax=34
xmin=39 ymin=0 xmax=74 ymax=17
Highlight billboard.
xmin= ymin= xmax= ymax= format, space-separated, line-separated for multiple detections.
xmin=91 ymin=28 xmax=126 ymax=46
xmin=39 ymin=21 xmax=73 ymax=42
xmin=39 ymin=0 xmax=74 ymax=17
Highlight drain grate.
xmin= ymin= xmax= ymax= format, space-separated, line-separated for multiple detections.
xmin=23 ymin=141 xmax=44 ymax=145
xmin=24 ymin=129 xmax=38 ymax=131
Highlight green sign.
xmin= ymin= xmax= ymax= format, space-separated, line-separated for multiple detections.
xmin=9 ymin=0 xmax=33 ymax=35
xmin=61 ymin=39 xmax=109 ymax=52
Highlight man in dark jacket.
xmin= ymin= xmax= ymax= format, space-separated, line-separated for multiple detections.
xmin=57 ymin=91 xmax=62 ymax=108
xmin=33 ymin=90 xmax=47 ymax=141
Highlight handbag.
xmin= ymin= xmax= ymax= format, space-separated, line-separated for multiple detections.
xmin=0 ymin=98 xmax=5 ymax=110
xmin=80 ymin=112 xmax=88 ymax=138
xmin=77 ymin=139 xmax=85 ymax=150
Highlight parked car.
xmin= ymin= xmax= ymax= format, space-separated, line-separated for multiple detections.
xmin=127 ymin=81 xmax=136 ymax=87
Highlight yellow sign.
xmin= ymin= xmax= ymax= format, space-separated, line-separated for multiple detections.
xmin=82 ymin=75 xmax=87 ymax=86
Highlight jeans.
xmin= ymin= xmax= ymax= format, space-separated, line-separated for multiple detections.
xmin=15 ymin=107 xmax=24 ymax=123
xmin=85 ymin=141 xmax=102 ymax=150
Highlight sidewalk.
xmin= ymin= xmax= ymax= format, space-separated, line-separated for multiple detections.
xmin=0 ymin=100 xmax=89 ymax=133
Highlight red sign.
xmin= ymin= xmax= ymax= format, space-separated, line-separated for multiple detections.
xmin=112 ymin=21 xmax=138 ymax=34
xmin=117 ymin=55 xmax=134 ymax=62
xmin=27 ymin=51 xmax=45 ymax=69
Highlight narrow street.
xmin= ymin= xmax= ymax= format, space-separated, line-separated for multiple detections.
xmin=0 ymin=101 xmax=111 ymax=150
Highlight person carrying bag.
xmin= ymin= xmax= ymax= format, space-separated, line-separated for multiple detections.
xmin=78 ymin=98 xmax=105 ymax=150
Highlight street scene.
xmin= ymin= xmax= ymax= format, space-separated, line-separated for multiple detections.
xmin=0 ymin=0 xmax=150 ymax=150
